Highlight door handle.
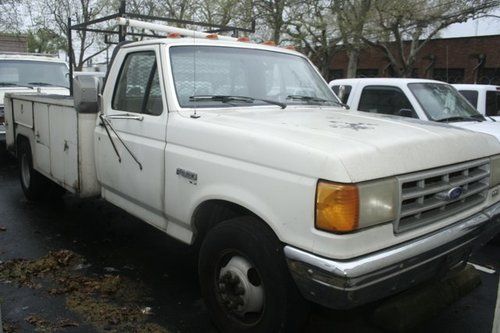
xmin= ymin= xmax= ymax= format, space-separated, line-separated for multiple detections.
xmin=105 ymin=113 xmax=144 ymax=121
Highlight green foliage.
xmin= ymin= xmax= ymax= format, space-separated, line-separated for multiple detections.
xmin=27 ymin=28 xmax=65 ymax=54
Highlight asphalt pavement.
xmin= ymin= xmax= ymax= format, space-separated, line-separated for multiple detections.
xmin=0 ymin=147 xmax=499 ymax=333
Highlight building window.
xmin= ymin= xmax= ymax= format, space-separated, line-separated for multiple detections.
xmin=329 ymin=69 xmax=343 ymax=81
xmin=356 ymin=69 xmax=378 ymax=78
xmin=478 ymin=68 xmax=500 ymax=85
xmin=432 ymin=68 xmax=464 ymax=83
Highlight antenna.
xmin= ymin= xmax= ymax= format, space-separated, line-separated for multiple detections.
xmin=191 ymin=22 xmax=200 ymax=119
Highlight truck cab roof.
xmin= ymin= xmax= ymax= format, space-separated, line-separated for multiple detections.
xmin=453 ymin=83 xmax=500 ymax=92
xmin=0 ymin=53 xmax=67 ymax=64
xmin=330 ymin=77 xmax=446 ymax=87
xmin=121 ymin=37 xmax=302 ymax=56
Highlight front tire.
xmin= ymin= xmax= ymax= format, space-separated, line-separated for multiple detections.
xmin=199 ymin=216 xmax=309 ymax=333
xmin=18 ymin=139 xmax=46 ymax=201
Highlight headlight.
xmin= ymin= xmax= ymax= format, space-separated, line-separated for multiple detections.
xmin=315 ymin=178 xmax=397 ymax=233
xmin=490 ymin=155 xmax=500 ymax=187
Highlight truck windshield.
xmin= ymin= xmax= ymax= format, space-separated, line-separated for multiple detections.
xmin=408 ymin=83 xmax=483 ymax=122
xmin=0 ymin=60 xmax=69 ymax=88
xmin=170 ymin=46 xmax=340 ymax=108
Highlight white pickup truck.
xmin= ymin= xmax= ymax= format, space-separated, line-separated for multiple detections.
xmin=330 ymin=78 xmax=500 ymax=142
xmin=5 ymin=20 xmax=500 ymax=332
xmin=0 ymin=53 xmax=69 ymax=142
xmin=453 ymin=84 xmax=500 ymax=121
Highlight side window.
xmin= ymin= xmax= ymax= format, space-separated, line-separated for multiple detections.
xmin=331 ymin=85 xmax=351 ymax=104
xmin=358 ymin=86 xmax=415 ymax=117
xmin=458 ymin=90 xmax=478 ymax=108
xmin=486 ymin=91 xmax=500 ymax=116
xmin=112 ymin=51 xmax=163 ymax=115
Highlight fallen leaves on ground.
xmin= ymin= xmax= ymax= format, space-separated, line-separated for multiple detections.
xmin=0 ymin=249 xmax=169 ymax=333
xmin=25 ymin=314 xmax=79 ymax=332
xmin=2 ymin=320 xmax=19 ymax=333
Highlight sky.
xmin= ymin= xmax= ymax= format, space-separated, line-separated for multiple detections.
xmin=441 ymin=9 xmax=500 ymax=38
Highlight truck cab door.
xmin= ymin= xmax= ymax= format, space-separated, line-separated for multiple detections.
xmin=95 ymin=46 xmax=168 ymax=230
xmin=357 ymin=85 xmax=417 ymax=118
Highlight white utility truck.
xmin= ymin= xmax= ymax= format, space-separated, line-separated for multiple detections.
xmin=0 ymin=53 xmax=69 ymax=142
xmin=330 ymin=78 xmax=500 ymax=142
xmin=453 ymin=84 xmax=500 ymax=121
xmin=5 ymin=19 xmax=500 ymax=332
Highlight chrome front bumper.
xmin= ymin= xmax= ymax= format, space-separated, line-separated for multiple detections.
xmin=285 ymin=201 xmax=500 ymax=309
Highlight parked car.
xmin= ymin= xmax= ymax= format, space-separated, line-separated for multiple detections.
xmin=329 ymin=78 xmax=500 ymax=141
xmin=0 ymin=53 xmax=69 ymax=142
xmin=5 ymin=19 xmax=500 ymax=332
xmin=453 ymin=84 xmax=500 ymax=121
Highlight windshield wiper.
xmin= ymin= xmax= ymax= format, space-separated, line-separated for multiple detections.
xmin=287 ymin=94 xmax=344 ymax=107
xmin=0 ymin=82 xmax=33 ymax=88
xmin=470 ymin=113 xmax=486 ymax=122
xmin=287 ymin=95 xmax=328 ymax=103
xmin=27 ymin=82 xmax=68 ymax=88
xmin=436 ymin=116 xmax=483 ymax=123
xmin=189 ymin=95 xmax=286 ymax=109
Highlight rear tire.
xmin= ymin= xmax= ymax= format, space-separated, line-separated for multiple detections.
xmin=199 ymin=216 xmax=309 ymax=333
xmin=18 ymin=139 xmax=47 ymax=201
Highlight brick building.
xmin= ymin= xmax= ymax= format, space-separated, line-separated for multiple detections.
xmin=0 ymin=34 xmax=28 ymax=53
xmin=329 ymin=34 xmax=500 ymax=85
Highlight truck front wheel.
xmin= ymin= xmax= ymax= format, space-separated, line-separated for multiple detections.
xmin=18 ymin=140 xmax=46 ymax=201
xmin=199 ymin=217 xmax=309 ymax=332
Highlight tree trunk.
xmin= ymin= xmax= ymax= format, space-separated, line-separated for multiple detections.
xmin=346 ymin=48 xmax=359 ymax=78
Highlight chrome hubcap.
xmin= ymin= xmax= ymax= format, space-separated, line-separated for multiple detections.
xmin=218 ymin=256 xmax=264 ymax=317
xmin=21 ymin=153 xmax=31 ymax=188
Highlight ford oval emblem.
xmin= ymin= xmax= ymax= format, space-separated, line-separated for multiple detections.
xmin=447 ymin=187 xmax=463 ymax=200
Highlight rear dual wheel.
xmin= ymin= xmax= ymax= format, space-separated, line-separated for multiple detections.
xmin=18 ymin=139 xmax=65 ymax=201
xmin=199 ymin=217 xmax=309 ymax=333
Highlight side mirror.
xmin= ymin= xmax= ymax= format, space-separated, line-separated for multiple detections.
xmin=398 ymin=108 xmax=416 ymax=118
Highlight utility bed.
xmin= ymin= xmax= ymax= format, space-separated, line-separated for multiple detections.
xmin=5 ymin=93 xmax=100 ymax=197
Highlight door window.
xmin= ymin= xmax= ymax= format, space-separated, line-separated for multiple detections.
xmin=458 ymin=90 xmax=478 ymax=108
xmin=331 ymin=85 xmax=351 ymax=104
xmin=112 ymin=51 xmax=163 ymax=115
xmin=486 ymin=91 xmax=500 ymax=116
xmin=358 ymin=86 xmax=415 ymax=117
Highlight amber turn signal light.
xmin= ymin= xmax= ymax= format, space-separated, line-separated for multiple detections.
xmin=167 ymin=32 xmax=181 ymax=38
xmin=206 ymin=34 xmax=219 ymax=40
xmin=262 ymin=40 xmax=276 ymax=46
xmin=315 ymin=181 xmax=359 ymax=233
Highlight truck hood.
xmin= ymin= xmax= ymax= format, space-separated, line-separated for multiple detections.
xmin=451 ymin=121 xmax=500 ymax=142
xmin=0 ymin=86 xmax=69 ymax=106
xmin=171 ymin=107 xmax=500 ymax=182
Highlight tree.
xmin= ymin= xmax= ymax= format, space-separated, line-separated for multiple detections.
xmin=255 ymin=0 xmax=291 ymax=44
xmin=333 ymin=0 xmax=373 ymax=77
xmin=365 ymin=0 xmax=500 ymax=77
xmin=288 ymin=0 xmax=340 ymax=77
xmin=32 ymin=0 xmax=114 ymax=70
xmin=27 ymin=28 xmax=66 ymax=54
xmin=0 ymin=0 xmax=24 ymax=32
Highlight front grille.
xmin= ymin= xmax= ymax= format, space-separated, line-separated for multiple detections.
xmin=395 ymin=158 xmax=490 ymax=233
